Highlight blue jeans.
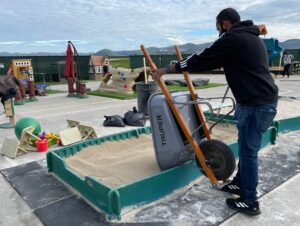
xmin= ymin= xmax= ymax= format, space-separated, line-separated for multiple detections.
xmin=234 ymin=101 xmax=277 ymax=203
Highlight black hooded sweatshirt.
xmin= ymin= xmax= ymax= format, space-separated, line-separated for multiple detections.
xmin=175 ymin=20 xmax=278 ymax=106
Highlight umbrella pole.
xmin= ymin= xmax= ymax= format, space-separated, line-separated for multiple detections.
xmin=143 ymin=57 xmax=148 ymax=84
xmin=67 ymin=77 xmax=75 ymax=97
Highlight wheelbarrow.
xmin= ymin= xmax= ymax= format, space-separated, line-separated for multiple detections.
xmin=141 ymin=45 xmax=236 ymax=186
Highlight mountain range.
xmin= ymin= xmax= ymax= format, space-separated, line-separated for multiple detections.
xmin=1 ymin=39 xmax=299 ymax=56
xmin=95 ymin=43 xmax=212 ymax=56
xmin=95 ymin=39 xmax=300 ymax=56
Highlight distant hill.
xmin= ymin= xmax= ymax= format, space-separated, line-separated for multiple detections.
xmin=280 ymin=39 xmax=300 ymax=49
xmin=95 ymin=39 xmax=300 ymax=56
xmin=96 ymin=49 xmax=117 ymax=56
xmin=1 ymin=39 xmax=299 ymax=57
xmin=94 ymin=42 xmax=212 ymax=56
xmin=0 ymin=52 xmax=91 ymax=57
xmin=0 ymin=52 xmax=65 ymax=56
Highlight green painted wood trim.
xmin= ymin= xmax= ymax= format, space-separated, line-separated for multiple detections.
xmin=275 ymin=116 xmax=300 ymax=132
xmin=45 ymin=116 xmax=300 ymax=219
xmin=116 ymin=160 xmax=201 ymax=210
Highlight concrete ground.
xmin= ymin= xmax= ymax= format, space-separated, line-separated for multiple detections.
xmin=0 ymin=74 xmax=299 ymax=225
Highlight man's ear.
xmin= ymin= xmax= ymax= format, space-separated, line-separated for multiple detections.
xmin=222 ymin=20 xmax=231 ymax=30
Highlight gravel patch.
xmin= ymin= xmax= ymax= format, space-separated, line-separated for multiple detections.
xmin=218 ymin=98 xmax=300 ymax=120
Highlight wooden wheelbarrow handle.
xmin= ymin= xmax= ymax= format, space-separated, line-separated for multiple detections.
xmin=175 ymin=46 xmax=211 ymax=140
xmin=140 ymin=45 xmax=157 ymax=71
xmin=257 ymin=24 xmax=267 ymax=36
xmin=140 ymin=44 xmax=174 ymax=104
xmin=140 ymin=44 xmax=219 ymax=185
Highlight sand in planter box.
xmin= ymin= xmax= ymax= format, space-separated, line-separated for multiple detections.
xmin=65 ymin=127 xmax=238 ymax=188
xmin=210 ymin=123 xmax=238 ymax=144
xmin=65 ymin=134 xmax=160 ymax=188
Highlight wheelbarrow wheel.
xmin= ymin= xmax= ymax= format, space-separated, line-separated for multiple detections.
xmin=196 ymin=139 xmax=236 ymax=181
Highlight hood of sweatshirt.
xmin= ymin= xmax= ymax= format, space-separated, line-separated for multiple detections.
xmin=230 ymin=20 xmax=260 ymax=36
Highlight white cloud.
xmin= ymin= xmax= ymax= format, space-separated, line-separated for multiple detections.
xmin=34 ymin=40 xmax=69 ymax=44
xmin=0 ymin=0 xmax=299 ymax=52
xmin=162 ymin=36 xmax=187 ymax=46
xmin=267 ymin=23 xmax=300 ymax=41
xmin=0 ymin=41 xmax=25 ymax=45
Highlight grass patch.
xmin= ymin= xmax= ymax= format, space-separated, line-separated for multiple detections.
xmin=87 ymin=83 xmax=225 ymax=100
xmin=167 ymin=82 xmax=225 ymax=92
xmin=46 ymin=89 xmax=66 ymax=94
xmin=87 ymin=91 xmax=136 ymax=100
xmin=35 ymin=80 xmax=91 ymax=85
xmin=111 ymin=58 xmax=131 ymax=69
xmin=35 ymin=81 xmax=63 ymax=85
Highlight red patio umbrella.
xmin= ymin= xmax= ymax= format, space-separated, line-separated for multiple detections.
xmin=64 ymin=41 xmax=76 ymax=96
xmin=64 ymin=41 xmax=75 ymax=79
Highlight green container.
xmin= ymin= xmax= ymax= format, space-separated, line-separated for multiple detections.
xmin=45 ymin=118 xmax=293 ymax=220
xmin=15 ymin=117 xmax=41 ymax=139
xmin=47 ymin=127 xmax=203 ymax=219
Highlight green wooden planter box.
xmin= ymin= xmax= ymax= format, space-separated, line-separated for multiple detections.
xmin=46 ymin=117 xmax=300 ymax=220
xmin=47 ymin=127 xmax=203 ymax=220
xmin=273 ymin=116 xmax=300 ymax=133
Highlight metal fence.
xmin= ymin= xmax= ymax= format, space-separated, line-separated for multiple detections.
xmin=130 ymin=54 xmax=191 ymax=69
xmin=1 ymin=48 xmax=299 ymax=81
xmin=0 ymin=55 xmax=90 ymax=81
xmin=131 ymin=49 xmax=300 ymax=69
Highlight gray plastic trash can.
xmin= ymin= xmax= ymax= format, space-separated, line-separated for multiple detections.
xmin=136 ymin=81 xmax=158 ymax=115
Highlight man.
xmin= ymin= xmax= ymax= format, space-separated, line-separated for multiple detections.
xmin=282 ymin=51 xmax=294 ymax=78
xmin=0 ymin=75 xmax=18 ymax=106
xmin=152 ymin=8 xmax=278 ymax=216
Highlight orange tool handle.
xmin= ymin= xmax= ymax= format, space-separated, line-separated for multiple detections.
xmin=140 ymin=45 xmax=157 ymax=71
xmin=140 ymin=45 xmax=176 ymax=108
xmin=175 ymin=46 xmax=211 ymax=140
xmin=140 ymin=44 xmax=219 ymax=185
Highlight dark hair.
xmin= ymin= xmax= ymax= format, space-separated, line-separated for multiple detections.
xmin=216 ymin=8 xmax=241 ymax=24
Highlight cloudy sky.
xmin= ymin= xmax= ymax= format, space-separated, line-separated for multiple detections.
xmin=0 ymin=0 xmax=299 ymax=53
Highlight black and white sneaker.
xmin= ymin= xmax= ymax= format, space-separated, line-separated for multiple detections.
xmin=220 ymin=181 xmax=240 ymax=195
xmin=226 ymin=197 xmax=261 ymax=216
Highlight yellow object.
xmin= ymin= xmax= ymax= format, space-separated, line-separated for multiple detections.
xmin=11 ymin=59 xmax=34 ymax=81
xmin=45 ymin=132 xmax=60 ymax=140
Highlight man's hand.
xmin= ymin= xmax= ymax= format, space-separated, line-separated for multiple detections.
xmin=152 ymin=68 xmax=166 ymax=82
xmin=151 ymin=64 xmax=176 ymax=82
xmin=257 ymin=24 xmax=267 ymax=35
